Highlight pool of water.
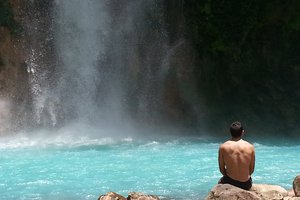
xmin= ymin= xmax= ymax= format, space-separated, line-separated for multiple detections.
xmin=0 ymin=133 xmax=299 ymax=200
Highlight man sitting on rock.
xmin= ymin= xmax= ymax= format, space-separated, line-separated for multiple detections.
xmin=218 ymin=121 xmax=255 ymax=190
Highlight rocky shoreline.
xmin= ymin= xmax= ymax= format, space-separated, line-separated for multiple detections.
xmin=98 ymin=175 xmax=300 ymax=200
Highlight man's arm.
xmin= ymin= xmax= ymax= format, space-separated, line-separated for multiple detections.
xmin=218 ymin=145 xmax=226 ymax=175
xmin=249 ymin=146 xmax=255 ymax=175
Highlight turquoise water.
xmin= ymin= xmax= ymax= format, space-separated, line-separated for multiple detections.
xmin=0 ymin=133 xmax=299 ymax=200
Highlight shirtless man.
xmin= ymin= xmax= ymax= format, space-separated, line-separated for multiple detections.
xmin=218 ymin=121 xmax=255 ymax=190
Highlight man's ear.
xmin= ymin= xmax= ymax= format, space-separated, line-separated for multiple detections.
xmin=242 ymin=130 xmax=245 ymax=136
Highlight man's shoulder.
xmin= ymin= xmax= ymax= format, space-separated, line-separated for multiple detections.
xmin=219 ymin=141 xmax=232 ymax=149
xmin=241 ymin=139 xmax=255 ymax=147
xmin=222 ymin=140 xmax=236 ymax=145
xmin=220 ymin=139 xmax=254 ymax=149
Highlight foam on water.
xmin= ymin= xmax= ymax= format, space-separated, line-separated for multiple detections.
xmin=0 ymin=123 xmax=138 ymax=149
xmin=0 ymin=134 xmax=119 ymax=149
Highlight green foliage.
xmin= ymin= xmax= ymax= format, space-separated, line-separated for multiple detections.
xmin=184 ymin=0 xmax=262 ymax=58
xmin=0 ymin=0 xmax=20 ymax=35
xmin=183 ymin=0 xmax=300 ymax=133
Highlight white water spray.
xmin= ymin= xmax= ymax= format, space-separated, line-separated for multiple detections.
xmin=22 ymin=0 xmax=194 ymax=136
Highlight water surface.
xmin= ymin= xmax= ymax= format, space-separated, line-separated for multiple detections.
xmin=0 ymin=134 xmax=299 ymax=200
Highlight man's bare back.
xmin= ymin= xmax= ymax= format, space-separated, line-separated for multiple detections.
xmin=219 ymin=139 xmax=255 ymax=182
xmin=218 ymin=121 xmax=255 ymax=190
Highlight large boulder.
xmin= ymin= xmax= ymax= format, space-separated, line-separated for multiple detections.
xmin=294 ymin=175 xmax=300 ymax=197
xmin=205 ymin=184 xmax=288 ymax=200
xmin=205 ymin=184 xmax=261 ymax=200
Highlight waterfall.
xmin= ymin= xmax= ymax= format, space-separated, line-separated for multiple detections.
xmin=53 ymin=1 xmax=106 ymax=124
xmin=23 ymin=0 xmax=183 ymax=133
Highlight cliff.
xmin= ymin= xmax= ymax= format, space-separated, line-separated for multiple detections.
xmin=0 ymin=0 xmax=31 ymax=134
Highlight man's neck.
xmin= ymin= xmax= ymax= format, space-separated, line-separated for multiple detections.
xmin=231 ymin=137 xmax=242 ymax=141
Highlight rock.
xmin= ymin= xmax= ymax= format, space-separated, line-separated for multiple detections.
xmin=205 ymin=184 xmax=261 ymax=200
xmin=283 ymin=197 xmax=300 ymax=200
xmin=251 ymin=184 xmax=288 ymax=199
xmin=98 ymin=192 xmax=160 ymax=200
xmin=205 ymin=184 xmax=288 ymax=200
xmin=293 ymin=175 xmax=300 ymax=197
xmin=127 ymin=192 xmax=160 ymax=200
xmin=98 ymin=192 xmax=127 ymax=200
xmin=288 ymin=189 xmax=295 ymax=197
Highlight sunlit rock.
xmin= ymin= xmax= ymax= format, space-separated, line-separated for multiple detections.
xmin=98 ymin=192 xmax=160 ymax=200
xmin=283 ymin=197 xmax=300 ymax=200
xmin=205 ymin=184 xmax=261 ymax=200
xmin=288 ymin=189 xmax=296 ymax=197
xmin=98 ymin=192 xmax=126 ymax=200
xmin=251 ymin=184 xmax=288 ymax=199
xmin=127 ymin=192 xmax=160 ymax=200
xmin=205 ymin=184 xmax=288 ymax=200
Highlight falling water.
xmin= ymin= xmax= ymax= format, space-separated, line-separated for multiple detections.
xmin=24 ymin=0 xmax=181 ymax=133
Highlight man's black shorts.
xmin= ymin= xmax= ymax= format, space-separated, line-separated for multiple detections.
xmin=219 ymin=175 xmax=252 ymax=190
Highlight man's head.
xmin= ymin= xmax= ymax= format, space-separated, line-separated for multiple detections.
xmin=230 ymin=121 xmax=244 ymax=138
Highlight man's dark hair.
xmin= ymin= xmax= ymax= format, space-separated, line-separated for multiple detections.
xmin=230 ymin=121 xmax=244 ymax=138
